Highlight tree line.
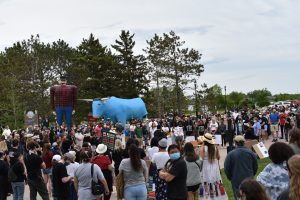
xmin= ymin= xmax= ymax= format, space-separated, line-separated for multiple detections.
xmin=0 ymin=31 xmax=203 ymax=128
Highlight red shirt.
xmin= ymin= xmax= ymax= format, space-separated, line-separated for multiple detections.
xmin=50 ymin=84 xmax=77 ymax=110
xmin=279 ymin=114 xmax=287 ymax=125
xmin=92 ymin=155 xmax=111 ymax=170
xmin=42 ymin=151 xmax=53 ymax=169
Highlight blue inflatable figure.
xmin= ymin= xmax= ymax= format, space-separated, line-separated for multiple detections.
xmin=92 ymin=96 xmax=148 ymax=127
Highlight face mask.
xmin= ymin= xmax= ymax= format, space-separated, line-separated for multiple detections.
xmin=169 ymin=152 xmax=181 ymax=160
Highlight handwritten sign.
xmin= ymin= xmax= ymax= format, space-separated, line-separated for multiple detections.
xmin=101 ymin=131 xmax=117 ymax=151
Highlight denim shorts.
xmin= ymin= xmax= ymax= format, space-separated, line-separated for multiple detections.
xmin=42 ymin=168 xmax=52 ymax=175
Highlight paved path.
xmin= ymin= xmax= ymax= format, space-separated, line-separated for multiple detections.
xmin=9 ymin=137 xmax=280 ymax=200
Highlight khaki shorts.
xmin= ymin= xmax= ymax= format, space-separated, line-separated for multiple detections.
xmin=270 ymin=124 xmax=278 ymax=132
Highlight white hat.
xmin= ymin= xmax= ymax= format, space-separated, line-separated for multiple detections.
xmin=52 ymin=155 xmax=61 ymax=161
xmin=25 ymin=133 xmax=34 ymax=138
xmin=96 ymin=144 xmax=107 ymax=154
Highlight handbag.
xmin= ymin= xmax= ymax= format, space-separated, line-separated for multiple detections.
xmin=91 ymin=164 xmax=104 ymax=195
xmin=116 ymin=171 xmax=124 ymax=199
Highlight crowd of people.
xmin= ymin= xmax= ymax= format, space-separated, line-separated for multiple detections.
xmin=0 ymin=104 xmax=299 ymax=200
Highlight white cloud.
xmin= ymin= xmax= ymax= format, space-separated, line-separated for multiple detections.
xmin=0 ymin=0 xmax=299 ymax=94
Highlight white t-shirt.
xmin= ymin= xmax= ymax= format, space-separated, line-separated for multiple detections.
xmin=3 ymin=128 xmax=11 ymax=140
xmin=147 ymin=146 xmax=159 ymax=160
xmin=152 ymin=152 xmax=170 ymax=170
xmin=66 ymin=162 xmax=80 ymax=177
xmin=129 ymin=125 xmax=136 ymax=132
xmin=75 ymin=132 xmax=84 ymax=147
xmin=173 ymin=126 xmax=184 ymax=137
xmin=209 ymin=122 xmax=218 ymax=132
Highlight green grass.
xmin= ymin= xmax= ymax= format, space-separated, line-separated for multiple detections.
xmin=221 ymin=158 xmax=271 ymax=200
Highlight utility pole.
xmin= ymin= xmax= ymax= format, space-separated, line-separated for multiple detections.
xmin=224 ymin=86 xmax=227 ymax=114
xmin=194 ymin=79 xmax=198 ymax=118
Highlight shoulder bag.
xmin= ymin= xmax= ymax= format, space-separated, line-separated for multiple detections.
xmin=91 ymin=164 xmax=104 ymax=195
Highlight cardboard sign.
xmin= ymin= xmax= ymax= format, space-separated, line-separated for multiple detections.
xmin=214 ymin=135 xmax=222 ymax=145
xmin=253 ymin=142 xmax=269 ymax=159
xmin=245 ymin=140 xmax=258 ymax=149
xmin=185 ymin=136 xmax=195 ymax=143
xmin=101 ymin=131 xmax=117 ymax=151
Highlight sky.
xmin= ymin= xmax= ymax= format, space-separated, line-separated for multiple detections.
xmin=0 ymin=0 xmax=299 ymax=95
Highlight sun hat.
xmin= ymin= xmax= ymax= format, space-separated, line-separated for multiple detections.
xmin=52 ymin=155 xmax=61 ymax=161
xmin=199 ymin=133 xmax=215 ymax=144
xmin=96 ymin=144 xmax=107 ymax=154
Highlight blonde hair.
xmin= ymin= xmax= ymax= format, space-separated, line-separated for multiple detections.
xmin=115 ymin=139 xmax=123 ymax=150
xmin=288 ymin=155 xmax=300 ymax=200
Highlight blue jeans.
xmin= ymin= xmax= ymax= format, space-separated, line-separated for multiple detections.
xmin=56 ymin=106 xmax=72 ymax=129
xmin=11 ymin=182 xmax=25 ymax=200
xmin=124 ymin=184 xmax=147 ymax=200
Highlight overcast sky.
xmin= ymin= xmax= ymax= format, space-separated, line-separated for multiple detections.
xmin=0 ymin=0 xmax=299 ymax=95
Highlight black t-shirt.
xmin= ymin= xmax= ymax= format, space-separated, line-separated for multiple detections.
xmin=52 ymin=163 xmax=69 ymax=199
xmin=11 ymin=161 xmax=26 ymax=182
xmin=61 ymin=139 xmax=72 ymax=154
xmin=166 ymin=158 xmax=188 ymax=199
xmin=25 ymin=153 xmax=43 ymax=180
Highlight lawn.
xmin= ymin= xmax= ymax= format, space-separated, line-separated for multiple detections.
xmin=220 ymin=158 xmax=271 ymax=200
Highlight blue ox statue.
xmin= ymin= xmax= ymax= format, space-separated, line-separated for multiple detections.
xmin=92 ymin=96 xmax=148 ymax=127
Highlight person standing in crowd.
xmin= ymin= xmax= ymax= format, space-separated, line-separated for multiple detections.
xmin=159 ymin=144 xmax=188 ymax=200
xmin=277 ymin=155 xmax=300 ymax=200
xmin=74 ymin=151 xmax=109 ymax=200
xmin=260 ymin=113 xmax=269 ymax=141
xmin=42 ymin=143 xmax=53 ymax=197
xmin=135 ymin=122 xmax=143 ymax=144
xmin=208 ymin=118 xmax=218 ymax=134
xmin=218 ymin=118 xmax=227 ymax=147
xmin=149 ymin=119 xmax=158 ymax=139
xmin=224 ymin=135 xmax=258 ymax=200
xmin=91 ymin=144 xmax=113 ymax=200
xmin=184 ymin=116 xmax=194 ymax=137
xmin=119 ymin=144 xmax=148 ymax=200
xmin=64 ymin=152 xmax=79 ymax=200
xmin=0 ymin=151 xmax=9 ymax=200
xmin=147 ymin=138 xmax=159 ymax=161
xmin=24 ymin=141 xmax=49 ymax=200
xmin=142 ymin=122 xmax=150 ymax=147
xmin=279 ymin=111 xmax=287 ymax=139
xmin=239 ymin=179 xmax=270 ymax=200
xmin=151 ymin=138 xmax=170 ymax=200
xmin=256 ymin=142 xmax=295 ymax=200
xmin=112 ymin=139 xmax=124 ymax=176
xmin=184 ymin=142 xmax=202 ymax=200
xmin=269 ymin=109 xmax=279 ymax=142
xmin=10 ymin=152 xmax=26 ymax=200
xmin=284 ymin=114 xmax=293 ymax=142
xmin=253 ymin=117 xmax=262 ymax=141
xmin=199 ymin=133 xmax=221 ymax=197
xmin=52 ymin=155 xmax=73 ymax=200
xmin=289 ymin=128 xmax=300 ymax=154
xmin=196 ymin=119 xmax=205 ymax=137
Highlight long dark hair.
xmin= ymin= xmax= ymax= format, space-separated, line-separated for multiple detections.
xmin=129 ymin=144 xmax=142 ymax=171
xmin=184 ymin=142 xmax=198 ymax=162
xmin=204 ymin=141 xmax=216 ymax=163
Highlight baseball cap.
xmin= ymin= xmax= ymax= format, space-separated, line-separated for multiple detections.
xmin=234 ymin=135 xmax=246 ymax=142
xmin=52 ymin=155 xmax=61 ymax=161
xmin=158 ymin=138 xmax=168 ymax=148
